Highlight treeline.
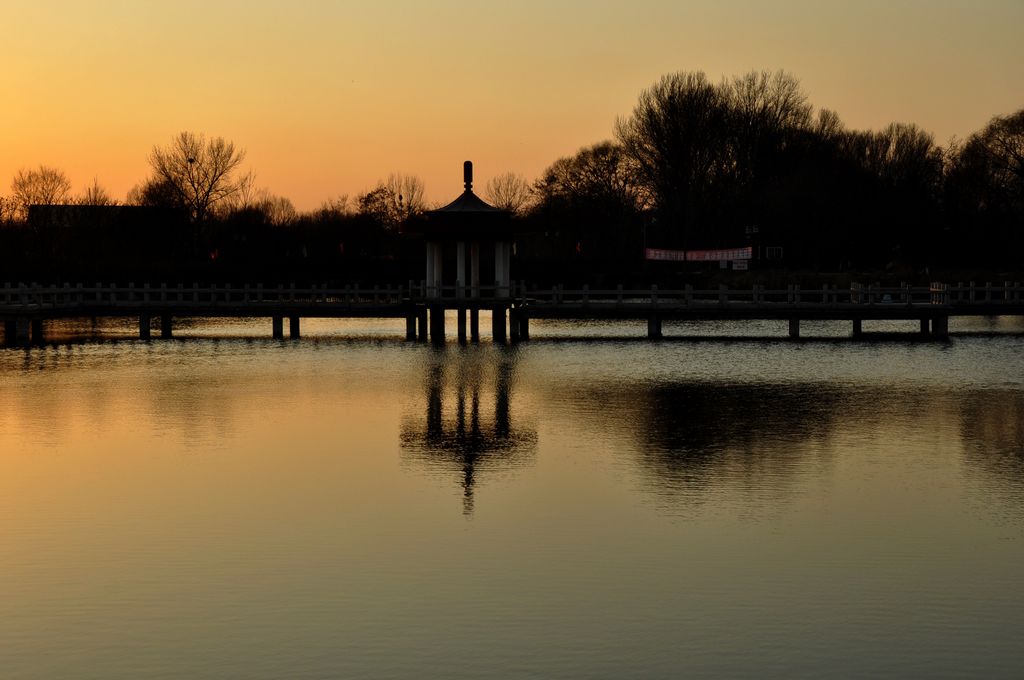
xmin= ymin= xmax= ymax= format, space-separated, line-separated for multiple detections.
xmin=528 ymin=71 xmax=1023 ymax=278
xmin=2 ymin=71 xmax=1021 ymax=283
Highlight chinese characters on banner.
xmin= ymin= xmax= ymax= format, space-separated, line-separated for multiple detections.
xmin=645 ymin=247 xmax=753 ymax=262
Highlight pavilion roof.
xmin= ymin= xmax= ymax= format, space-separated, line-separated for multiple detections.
xmin=410 ymin=161 xmax=512 ymax=240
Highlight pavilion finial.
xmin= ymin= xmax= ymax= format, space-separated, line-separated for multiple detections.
xmin=464 ymin=160 xmax=473 ymax=191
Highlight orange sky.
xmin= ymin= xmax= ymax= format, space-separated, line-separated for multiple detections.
xmin=2 ymin=0 xmax=1021 ymax=210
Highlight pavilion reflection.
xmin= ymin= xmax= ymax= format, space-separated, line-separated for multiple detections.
xmin=400 ymin=348 xmax=536 ymax=516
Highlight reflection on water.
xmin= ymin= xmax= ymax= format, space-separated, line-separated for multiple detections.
xmin=959 ymin=389 xmax=1024 ymax=522
xmin=3 ymin=329 xmax=1024 ymax=678
xmin=571 ymin=381 xmax=843 ymax=512
xmin=401 ymin=348 xmax=537 ymax=516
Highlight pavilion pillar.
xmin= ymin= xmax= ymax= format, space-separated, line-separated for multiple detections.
xmin=495 ymin=241 xmax=510 ymax=298
xmin=161 ymin=315 xmax=173 ymax=339
xmin=852 ymin=318 xmax=863 ymax=337
xmin=406 ymin=313 xmax=417 ymax=340
xmin=788 ymin=318 xmax=800 ymax=339
xmin=140 ymin=316 xmax=151 ymax=340
xmin=457 ymin=241 xmax=466 ymax=299
xmin=470 ymin=241 xmax=480 ymax=299
xmin=920 ymin=318 xmax=930 ymax=336
xmin=289 ymin=316 xmax=300 ymax=339
xmin=932 ymin=315 xmax=949 ymax=339
xmin=31 ymin=318 xmax=44 ymax=344
xmin=425 ymin=242 xmax=435 ymax=298
xmin=470 ymin=309 xmax=480 ymax=342
xmin=433 ymin=243 xmax=444 ymax=298
xmin=426 ymin=241 xmax=443 ymax=299
xmin=272 ymin=316 xmax=284 ymax=339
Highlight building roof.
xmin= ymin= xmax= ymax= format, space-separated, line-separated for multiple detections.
xmin=408 ymin=161 xmax=512 ymax=240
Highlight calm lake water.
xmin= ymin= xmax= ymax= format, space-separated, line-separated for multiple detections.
xmin=2 ymin=316 xmax=1024 ymax=679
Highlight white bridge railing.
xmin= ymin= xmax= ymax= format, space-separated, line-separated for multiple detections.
xmin=1 ymin=281 xmax=1022 ymax=310
xmin=522 ymin=282 xmax=1023 ymax=307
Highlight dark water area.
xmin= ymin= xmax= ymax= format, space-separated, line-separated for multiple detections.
xmin=2 ymin=318 xmax=1023 ymax=678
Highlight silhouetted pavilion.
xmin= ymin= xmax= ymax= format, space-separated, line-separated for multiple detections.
xmin=415 ymin=161 xmax=513 ymax=342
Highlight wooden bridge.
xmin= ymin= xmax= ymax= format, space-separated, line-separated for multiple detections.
xmin=1 ymin=281 xmax=1022 ymax=345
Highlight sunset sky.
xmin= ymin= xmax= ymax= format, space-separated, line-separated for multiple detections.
xmin=2 ymin=0 xmax=1021 ymax=210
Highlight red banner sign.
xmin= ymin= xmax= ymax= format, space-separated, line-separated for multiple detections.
xmin=645 ymin=247 xmax=752 ymax=262
xmin=685 ymin=247 xmax=752 ymax=262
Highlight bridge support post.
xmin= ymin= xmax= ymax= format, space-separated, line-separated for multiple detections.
xmin=6 ymin=318 xmax=30 ymax=346
xmin=919 ymin=318 xmax=930 ymax=337
xmin=457 ymin=307 xmax=467 ymax=343
xmin=519 ymin=312 xmax=530 ymax=341
xmin=492 ymin=306 xmax=507 ymax=344
xmin=470 ymin=309 xmax=480 ymax=342
xmin=289 ymin=316 xmax=300 ymax=339
xmin=510 ymin=308 xmax=521 ymax=342
xmin=30 ymin=318 xmax=43 ymax=344
xmin=429 ymin=305 xmax=445 ymax=344
xmin=417 ymin=307 xmax=428 ymax=341
xmin=160 ymin=315 xmax=173 ymax=339
xmin=932 ymin=315 xmax=949 ymax=339
xmin=405 ymin=313 xmax=417 ymax=341
xmin=139 ymin=316 xmax=151 ymax=340
xmin=788 ymin=318 xmax=800 ymax=339
xmin=272 ymin=316 xmax=284 ymax=339
xmin=647 ymin=315 xmax=662 ymax=339
xmin=852 ymin=319 xmax=862 ymax=338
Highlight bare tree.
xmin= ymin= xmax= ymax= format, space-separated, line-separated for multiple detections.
xmin=728 ymin=70 xmax=813 ymax=136
xmin=148 ymin=131 xmax=246 ymax=222
xmin=10 ymin=165 xmax=72 ymax=218
xmin=960 ymin=109 xmax=1024 ymax=216
xmin=358 ymin=173 xmax=427 ymax=228
xmin=357 ymin=185 xmax=400 ymax=227
xmin=385 ymin=173 xmax=427 ymax=219
xmin=815 ymin=108 xmax=845 ymax=140
xmin=318 ymin=195 xmax=352 ymax=216
xmin=484 ymin=172 xmax=533 ymax=213
xmin=615 ymin=71 xmax=732 ymax=245
xmin=126 ymin=178 xmax=182 ymax=209
xmin=0 ymin=196 xmax=21 ymax=224
xmin=222 ymin=170 xmax=259 ymax=213
xmin=77 ymin=177 xmax=116 ymax=206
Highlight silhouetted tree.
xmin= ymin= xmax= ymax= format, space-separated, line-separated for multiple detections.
xmin=10 ymin=165 xmax=72 ymax=219
xmin=528 ymin=141 xmax=645 ymax=277
xmin=385 ymin=173 xmax=426 ymax=218
xmin=484 ymin=172 xmax=533 ymax=213
xmin=944 ymin=109 xmax=1024 ymax=265
xmin=615 ymin=70 xmax=826 ymax=250
xmin=615 ymin=72 xmax=737 ymax=247
xmin=77 ymin=177 xmax=116 ymax=206
xmin=318 ymin=195 xmax=352 ymax=216
xmin=222 ymin=174 xmax=296 ymax=227
xmin=955 ymin=110 xmax=1023 ymax=217
xmin=126 ymin=177 xmax=184 ymax=210
xmin=0 ymin=196 xmax=20 ymax=224
xmin=147 ymin=131 xmax=247 ymax=222
xmin=357 ymin=173 xmax=427 ymax=229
